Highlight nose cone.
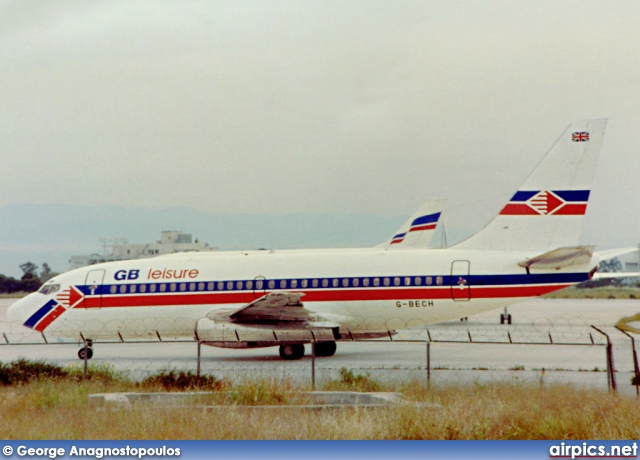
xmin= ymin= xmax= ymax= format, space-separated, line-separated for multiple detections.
xmin=7 ymin=294 xmax=37 ymax=325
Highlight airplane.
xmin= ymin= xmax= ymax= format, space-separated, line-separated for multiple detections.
xmin=8 ymin=119 xmax=613 ymax=360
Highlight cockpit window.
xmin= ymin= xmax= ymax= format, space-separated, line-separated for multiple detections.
xmin=39 ymin=284 xmax=60 ymax=295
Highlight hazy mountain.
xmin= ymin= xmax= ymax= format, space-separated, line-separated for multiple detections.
xmin=0 ymin=204 xmax=409 ymax=278
xmin=2 ymin=203 xmax=630 ymax=280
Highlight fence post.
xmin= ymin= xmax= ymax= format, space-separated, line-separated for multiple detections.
xmin=609 ymin=341 xmax=617 ymax=392
xmin=426 ymin=341 xmax=431 ymax=386
xmin=616 ymin=327 xmax=640 ymax=397
xmin=311 ymin=341 xmax=316 ymax=391
xmin=591 ymin=326 xmax=617 ymax=392
xmin=83 ymin=337 xmax=88 ymax=381
xmin=196 ymin=340 xmax=201 ymax=380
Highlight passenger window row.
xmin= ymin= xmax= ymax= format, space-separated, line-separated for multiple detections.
xmin=104 ymin=276 xmax=446 ymax=294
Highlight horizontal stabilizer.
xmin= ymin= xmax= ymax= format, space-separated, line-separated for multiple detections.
xmin=518 ymin=246 xmax=594 ymax=270
xmin=592 ymin=272 xmax=640 ymax=279
xmin=594 ymin=247 xmax=639 ymax=262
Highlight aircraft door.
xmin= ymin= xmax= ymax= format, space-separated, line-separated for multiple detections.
xmin=450 ymin=260 xmax=470 ymax=301
xmin=83 ymin=269 xmax=105 ymax=308
xmin=253 ymin=276 xmax=266 ymax=298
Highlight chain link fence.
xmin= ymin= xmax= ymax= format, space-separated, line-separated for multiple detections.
xmin=1 ymin=297 xmax=638 ymax=396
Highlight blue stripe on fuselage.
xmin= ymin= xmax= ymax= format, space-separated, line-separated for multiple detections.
xmin=23 ymin=299 xmax=58 ymax=329
xmin=89 ymin=272 xmax=590 ymax=296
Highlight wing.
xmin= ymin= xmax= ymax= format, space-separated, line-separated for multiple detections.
xmin=205 ymin=292 xmax=339 ymax=328
xmin=198 ymin=292 xmax=342 ymax=345
xmin=209 ymin=292 xmax=312 ymax=323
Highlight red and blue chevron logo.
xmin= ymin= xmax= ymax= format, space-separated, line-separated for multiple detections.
xmin=23 ymin=286 xmax=84 ymax=332
xmin=500 ymin=190 xmax=589 ymax=216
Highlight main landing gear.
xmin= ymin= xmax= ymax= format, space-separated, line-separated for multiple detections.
xmin=500 ymin=307 xmax=512 ymax=325
xmin=278 ymin=341 xmax=337 ymax=360
xmin=314 ymin=341 xmax=337 ymax=357
xmin=78 ymin=339 xmax=93 ymax=360
xmin=279 ymin=344 xmax=305 ymax=360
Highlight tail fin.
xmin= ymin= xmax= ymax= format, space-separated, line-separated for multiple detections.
xmin=454 ymin=119 xmax=607 ymax=252
xmin=381 ymin=198 xmax=445 ymax=249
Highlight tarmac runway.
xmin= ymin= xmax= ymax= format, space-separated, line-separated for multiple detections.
xmin=1 ymin=297 xmax=639 ymax=396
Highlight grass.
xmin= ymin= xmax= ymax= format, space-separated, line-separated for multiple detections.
xmin=0 ymin=292 xmax=30 ymax=299
xmin=0 ymin=360 xmax=639 ymax=439
xmin=1 ymin=379 xmax=639 ymax=439
xmin=140 ymin=369 xmax=227 ymax=391
xmin=323 ymin=368 xmax=383 ymax=392
xmin=226 ymin=376 xmax=309 ymax=405
xmin=0 ymin=359 xmax=128 ymax=385
xmin=544 ymin=286 xmax=640 ymax=299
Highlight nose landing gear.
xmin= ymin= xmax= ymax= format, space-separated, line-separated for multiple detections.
xmin=78 ymin=339 xmax=93 ymax=360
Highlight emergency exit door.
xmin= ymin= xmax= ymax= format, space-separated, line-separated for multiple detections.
xmin=450 ymin=260 xmax=471 ymax=301
xmin=83 ymin=270 xmax=105 ymax=308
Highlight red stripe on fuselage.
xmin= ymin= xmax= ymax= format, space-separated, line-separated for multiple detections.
xmin=76 ymin=284 xmax=572 ymax=309
xmin=34 ymin=305 xmax=66 ymax=332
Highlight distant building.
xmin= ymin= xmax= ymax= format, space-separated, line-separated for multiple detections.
xmin=69 ymin=231 xmax=217 ymax=270
xmin=617 ymin=246 xmax=640 ymax=273
xmin=612 ymin=246 xmax=640 ymax=285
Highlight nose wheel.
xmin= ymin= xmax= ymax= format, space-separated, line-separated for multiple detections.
xmin=78 ymin=347 xmax=93 ymax=360
xmin=78 ymin=339 xmax=94 ymax=360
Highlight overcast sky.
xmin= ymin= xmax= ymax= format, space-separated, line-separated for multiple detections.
xmin=1 ymin=0 xmax=640 ymax=248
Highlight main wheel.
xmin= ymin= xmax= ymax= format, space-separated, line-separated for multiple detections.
xmin=279 ymin=344 xmax=305 ymax=360
xmin=78 ymin=347 xmax=93 ymax=360
xmin=314 ymin=341 xmax=337 ymax=357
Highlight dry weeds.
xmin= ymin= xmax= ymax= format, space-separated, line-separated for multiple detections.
xmin=1 ymin=378 xmax=639 ymax=440
xmin=544 ymin=286 xmax=640 ymax=299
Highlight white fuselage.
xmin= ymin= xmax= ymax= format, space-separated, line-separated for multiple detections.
xmin=8 ymin=247 xmax=592 ymax=343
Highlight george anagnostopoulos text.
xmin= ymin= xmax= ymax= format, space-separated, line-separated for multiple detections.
xmin=14 ymin=445 xmax=180 ymax=459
